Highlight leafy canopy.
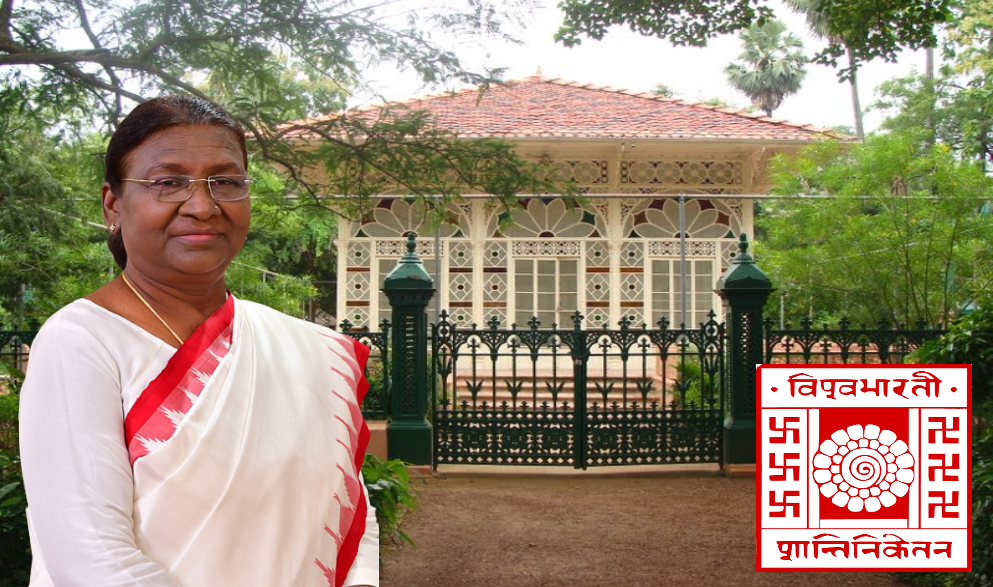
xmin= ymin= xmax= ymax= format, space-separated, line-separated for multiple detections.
xmin=757 ymin=130 xmax=993 ymax=326
xmin=0 ymin=0 xmax=557 ymax=218
xmin=555 ymin=0 xmax=952 ymax=72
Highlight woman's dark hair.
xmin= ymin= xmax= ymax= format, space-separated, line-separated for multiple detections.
xmin=105 ymin=95 xmax=247 ymax=269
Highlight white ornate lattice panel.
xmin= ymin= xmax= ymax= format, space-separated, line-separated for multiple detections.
xmin=343 ymin=307 xmax=370 ymax=327
xmin=586 ymin=273 xmax=609 ymax=302
xmin=535 ymin=159 xmax=610 ymax=184
xmin=620 ymin=273 xmax=644 ymax=302
xmin=621 ymin=308 xmax=645 ymax=328
xmin=356 ymin=199 xmax=468 ymax=238
xmin=619 ymin=160 xmax=742 ymax=186
xmin=449 ymin=241 xmax=472 ymax=268
xmin=449 ymin=273 xmax=472 ymax=302
xmin=376 ymin=240 xmax=435 ymax=256
xmin=585 ymin=241 xmax=609 ymax=267
xmin=484 ymin=241 xmax=507 ymax=267
xmin=483 ymin=273 xmax=507 ymax=302
xmin=501 ymin=198 xmax=603 ymax=238
xmin=647 ymin=241 xmax=717 ymax=257
xmin=512 ymin=241 xmax=582 ymax=256
xmin=346 ymin=271 xmax=371 ymax=301
xmin=623 ymin=198 xmax=739 ymax=239
xmin=620 ymin=242 xmax=644 ymax=267
xmin=346 ymin=241 xmax=371 ymax=266
xmin=586 ymin=309 xmax=609 ymax=329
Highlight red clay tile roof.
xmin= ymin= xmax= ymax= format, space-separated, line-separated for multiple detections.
xmin=329 ymin=76 xmax=845 ymax=141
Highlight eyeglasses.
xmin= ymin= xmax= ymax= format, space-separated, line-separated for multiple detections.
xmin=119 ymin=175 xmax=252 ymax=202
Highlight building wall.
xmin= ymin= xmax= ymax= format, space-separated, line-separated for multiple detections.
xmin=337 ymin=202 xmax=752 ymax=330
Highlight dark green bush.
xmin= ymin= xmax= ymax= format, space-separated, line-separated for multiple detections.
xmin=0 ymin=394 xmax=18 ymax=453
xmin=0 ymin=450 xmax=29 ymax=587
xmin=896 ymin=298 xmax=992 ymax=586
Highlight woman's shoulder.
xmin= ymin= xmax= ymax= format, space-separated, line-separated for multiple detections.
xmin=234 ymin=298 xmax=346 ymax=340
xmin=36 ymin=299 xmax=109 ymax=335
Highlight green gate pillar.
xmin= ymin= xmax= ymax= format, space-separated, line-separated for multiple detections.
xmin=383 ymin=233 xmax=435 ymax=465
xmin=716 ymin=234 xmax=774 ymax=466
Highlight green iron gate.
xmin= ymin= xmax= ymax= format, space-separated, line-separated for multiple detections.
xmin=432 ymin=311 xmax=726 ymax=468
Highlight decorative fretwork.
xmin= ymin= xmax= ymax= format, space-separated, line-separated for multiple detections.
xmin=346 ymin=241 xmax=371 ymax=265
xmin=432 ymin=311 xmax=727 ymax=467
xmin=620 ymin=242 xmax=643 ymax=267
xmin=619 ymin=160 xmax=742 ymax=186
xmin=483 ymin=274 xmax=507 ymax=302
xmin=620 ymin=273 xmax=644 ymax=302
xmin=501 ymin=198 xmax=603 ymax=238
xmin=449 ymin=241 xmax=472 ymax=267
xmin=648 ymin=240 xmax=717 ymax=257
xmin=585 ymin=241 xmax=609 ymax=267
xmin=449 ymin=273 xmax=472 ymax=302
xmin=535 ymin=159 xmax=610 ymax=185
xmin=624 ymin=198 xmax=739 ymax=239
xmin=376 ymin=239 xmax=435 ymax=256
xmin=356 ymin=199 xmax=468 ymax=238
xmin=343 ymin=307 xmax=371 ymax=327
xmin=586 ymin=274 xmax=609 ymax=302
xmin=511 ymin=241 xmax=581 ymax=256
xmin=345 ymin=271 xmax=371 ymax=301
xmin=484 ymin=241 xmax=507 ymax=267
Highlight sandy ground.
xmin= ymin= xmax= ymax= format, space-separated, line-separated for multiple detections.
xmin=381 ymin=467 xmax=905 ymax=587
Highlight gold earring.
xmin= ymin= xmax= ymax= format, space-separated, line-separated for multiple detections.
xmin=110 ymin=224 xmax=116 ymax=233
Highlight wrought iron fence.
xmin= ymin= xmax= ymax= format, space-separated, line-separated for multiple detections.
xmin=431 ymin=310 xmax=726 ymax=468
xmin=0 ymin=328 xmax=37 ymax=389
xmin=335 ymin=319 xmax=391 ymax=420
xmin=763 ymin=317 xmax=944 ymax=365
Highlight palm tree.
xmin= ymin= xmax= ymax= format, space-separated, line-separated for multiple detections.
xmin=724 ymin=19 xmax=807 ymax=118
xmin=785 ymin=0 xmax=865 ymax=140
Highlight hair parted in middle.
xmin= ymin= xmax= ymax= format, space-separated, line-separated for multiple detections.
xmin=104 ymin=95 xmax=247 ymax=270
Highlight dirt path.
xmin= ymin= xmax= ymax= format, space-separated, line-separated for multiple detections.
xmin=382 ymin=468 xmax=905 ymax=587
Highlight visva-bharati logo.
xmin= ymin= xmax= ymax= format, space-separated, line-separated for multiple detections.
xmin=812 ymin=424 xmax=916 ymax=513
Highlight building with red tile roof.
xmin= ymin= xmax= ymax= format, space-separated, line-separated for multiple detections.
xmin=331 ymin=76 xmax=846 ymax=331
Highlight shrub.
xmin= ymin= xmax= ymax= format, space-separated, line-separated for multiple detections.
xmin=0 ymin=450 xmax=29 ymax=587
xmin=361 ymin=455 xmax=419 ymax=550
xmin=0 ymin=394 xmax=18 ymax=453
xmin=897 ymin=298 xmax=992 ymax=586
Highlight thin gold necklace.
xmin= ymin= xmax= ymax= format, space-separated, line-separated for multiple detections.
xmin=121 ymin=272 xmax=185 ymax=346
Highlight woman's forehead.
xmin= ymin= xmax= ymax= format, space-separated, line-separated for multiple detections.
xmin=128 ymin=125 xmax=244 ymax=171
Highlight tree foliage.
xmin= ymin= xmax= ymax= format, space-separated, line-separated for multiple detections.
xmin=555 ymin=0 xmax=952 ymax=73
xmin=0 ymin=0 xmax=555 ymax=217
xmin=757 ymin=131 xmax=993 ymax=326
xmin=724 ymin=19 xmax=806 ymax=117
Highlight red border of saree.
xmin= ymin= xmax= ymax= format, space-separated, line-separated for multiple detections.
xmin=123 ymin=295 xmax=235 ymax=465
xmin=334 ymin=337 xmax=371 ymax=587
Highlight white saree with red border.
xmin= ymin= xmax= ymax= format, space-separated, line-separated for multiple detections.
xmin=122 ymin=296 xmax=373 ymax=586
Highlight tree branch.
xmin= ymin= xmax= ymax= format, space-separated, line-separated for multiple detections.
xmin=0 ymin=0 xmax=13 ymax=48
xmin=72 ymin=0 xmax=124 ymax=121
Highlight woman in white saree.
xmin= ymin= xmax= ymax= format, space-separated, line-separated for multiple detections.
xmin=19 ymin=96 xmax=378 ymax=587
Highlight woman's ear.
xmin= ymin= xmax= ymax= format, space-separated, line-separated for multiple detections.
xmin=102 ymin=182 xmax=121 ymax=229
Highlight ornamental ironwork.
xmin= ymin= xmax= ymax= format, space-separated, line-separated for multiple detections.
xmin=431 ymin=310 xmax=726 ymax=468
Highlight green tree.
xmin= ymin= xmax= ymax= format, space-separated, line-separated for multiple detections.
xmin=724 ymin=20 xmax=807 ymax=117
xmin=0 ymin=0 xmax=558 ymax=214
xmin=554 ymin=0 xmax=952 ymax=69
xmin=757 ymin=131 xmax=993 ymax=325
xmin=784 ymin=0 xmax=864 ymax=139
xmin=0 ymin=0 xmax=572 ymax=325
